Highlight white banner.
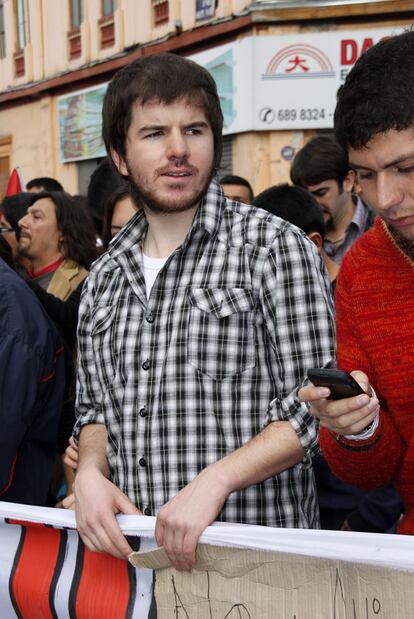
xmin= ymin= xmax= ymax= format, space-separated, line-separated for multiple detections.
xmin=1 ymin=502 xmax=414 ymax=617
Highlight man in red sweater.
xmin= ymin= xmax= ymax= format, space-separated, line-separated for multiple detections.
xmin=300 ymin=30 xmax=414 ymax=534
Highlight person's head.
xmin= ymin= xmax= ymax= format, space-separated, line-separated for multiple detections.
xmin=18 ymin=191 xmax=97 ymax=270
xmin=290 ymin=135 xmax=355 ymax=232
xmin=334 ymin=30 xmax=414 ymax=240
xmin=220 ymin=174 xmax=254 ymax=204
xmin=86 ymin=157 xmax=127 ymax=238
xmin=102 ymin=53 xmax=223 ymax=215
xmin=26 ymin=177 xmax=64 ymax=193
xmin=102 ymin=185 xmax=138 ymax=249
xmin=0 ymin=192 xmax=37 ymax=260
xmin=252 ymin=184 xmax=326 ymax=248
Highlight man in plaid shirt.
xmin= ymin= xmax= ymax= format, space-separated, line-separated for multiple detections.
xmin=73 ymin=53 xmax=335 ymax=570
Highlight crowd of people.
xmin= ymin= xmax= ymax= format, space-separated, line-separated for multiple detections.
xmin=0 ymin=29 xmax=413 ymax=570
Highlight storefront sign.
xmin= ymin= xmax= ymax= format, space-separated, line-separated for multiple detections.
xmin=189 ymin=26 xmax=405 ymax=133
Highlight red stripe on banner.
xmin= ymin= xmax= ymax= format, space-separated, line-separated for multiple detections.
xmin=10 ymin=524 xmax=61 ymax=619
xmin=75 ymin=548 xmax=132 ymax=619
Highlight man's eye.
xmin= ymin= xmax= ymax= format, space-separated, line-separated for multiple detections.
xmin=144 ymin=131 xmax=163 ymax=139
xmin=397 ymin=165 xmax=414 ymax=174
xmin=186 ymin=128 xmax=201 ymax=135
xmin=358 ymin=172 xmax=372 ymax=180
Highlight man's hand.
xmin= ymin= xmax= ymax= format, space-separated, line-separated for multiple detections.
xmin=64 ymin=436 xmax=79 ymax=471
xmin=59 ymin=492 xmax=75 ymax=510
xmin=155 ymin=466 xmax=229 ymax=571
xmin=74 ymin=467 xmax=142 ymax=559
xmin=299 ymin=370 xmax=379 ymax=436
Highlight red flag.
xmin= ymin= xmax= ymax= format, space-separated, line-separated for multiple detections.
xmin=4 ymin=168 xmax=24 ymax=197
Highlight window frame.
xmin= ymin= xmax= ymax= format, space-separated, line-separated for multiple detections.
xmin=0 ymin=1 xmax=6 ymax=58
xmin=15 ymin=0 xmax=27 ymax=50
xmin=70 ymin=0 xmax=83 ymax=30
xmin=102 ymin=0 xmax=117 ymax=17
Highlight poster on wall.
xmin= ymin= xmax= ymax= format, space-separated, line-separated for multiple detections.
xmin=57 ymin=84 xmax=108 ymax=163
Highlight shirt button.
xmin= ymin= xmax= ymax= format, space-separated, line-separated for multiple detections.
xmin=142 ymin=359 xmax=150 ymax=370
xmin=144 ymin=507 xmax=151 ymax=516
xmin=139 ymin=406 xmax=147 ymax=417
xmin=146 ymin=313 xmax=154 ymax=323
xmin=139 ymin=457 xmax=146 ymax=467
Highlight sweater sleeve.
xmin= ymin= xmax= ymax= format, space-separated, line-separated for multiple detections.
xmin=320 ymin=254 xmax=404 ymax=488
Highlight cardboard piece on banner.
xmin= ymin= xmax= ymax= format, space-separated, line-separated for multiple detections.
xmin=130 ymin=544 xmax=414 ymax=618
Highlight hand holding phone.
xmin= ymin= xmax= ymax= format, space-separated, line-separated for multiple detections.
xmin=307 ymin=368 xmax=366 ymax=401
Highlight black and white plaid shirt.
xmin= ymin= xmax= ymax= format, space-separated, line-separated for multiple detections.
xmin=74 ymin=180 xmax=335 ymax=528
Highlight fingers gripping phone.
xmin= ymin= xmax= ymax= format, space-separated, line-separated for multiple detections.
xmin=307 ymin=368 xmax=366 ymax=400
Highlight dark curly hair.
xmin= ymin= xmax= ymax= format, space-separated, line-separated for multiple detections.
xmin=31 ymin=191 xmax=97 ymax=269
xmin=335 ymin=30 xmax=414 ymax=150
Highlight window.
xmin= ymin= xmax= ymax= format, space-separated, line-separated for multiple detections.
xmin=68 ymin=0 xmax=83 ymax=60
xmin=102 ymin=0 xmax=117 ymax=17
xmin=219 ymin=136 xmax=233 ymax=177
xmin=0 ymin=1 xmax=5 ymax=58
xmin=152 ymin=0 xmax=169 ymax=26
xmin=70 ymin=0 xmax=83 ymax=29
xmin=99 ymin=0 xmax=116 ymax=48
xmin=15 ymin=0 xmax=27 ymax=50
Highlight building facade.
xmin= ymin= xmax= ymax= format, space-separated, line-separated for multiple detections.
xmin=0 ymin=0 xmax=412 ymax=196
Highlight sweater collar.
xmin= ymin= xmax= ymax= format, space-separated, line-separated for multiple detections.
xmin=385 ymin=221 xmax=414 ymax=262
xmin=27 ymin=258 xmax=63 ymax=279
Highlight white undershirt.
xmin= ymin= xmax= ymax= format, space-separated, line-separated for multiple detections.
xmin=142 ymin=252 xmax=168 ymax=298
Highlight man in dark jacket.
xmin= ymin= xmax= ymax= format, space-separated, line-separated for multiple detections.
xmin=0 ymin=257 xmax=65 ymax=505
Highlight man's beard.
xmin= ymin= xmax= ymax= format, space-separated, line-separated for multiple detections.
xmin=126 ymin=161 xmax=215 ymax=215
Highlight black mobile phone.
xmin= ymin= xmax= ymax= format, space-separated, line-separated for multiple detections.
xmin=307 ymin=368 xmax=365 ymax=400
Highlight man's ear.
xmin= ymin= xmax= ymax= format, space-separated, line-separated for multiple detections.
xmin=308 ymin=231 xmax=323 ymax=250
xmin=110 ymin=149 xmax=128 ymax=177
xmin=343 ymin=169 xmax=356 ymax=193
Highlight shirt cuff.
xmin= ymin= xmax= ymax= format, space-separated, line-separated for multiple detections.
xmin=344 ymin=413 xmax=379 ymax=441
xmin=271 ymin=390 xmax=318 ymax=455
xmin=72 ymin=409 xmax=105 ymax=445
xmin=344 ymin=386 xmax=379 ymax=440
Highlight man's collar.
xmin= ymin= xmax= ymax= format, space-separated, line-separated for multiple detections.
xmin=108 ymin=178 xmax=226 ymax=258
xmin=27 ymin=257 xmax=63 ymax=279
xmin=189 ymin=178 xmax=226 ymax=238
xmin=350 ymin=196 xmax=368 ymax=230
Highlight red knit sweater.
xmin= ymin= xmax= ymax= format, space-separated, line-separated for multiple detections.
xmin=320 ymin=218 xmax=414 ymax=534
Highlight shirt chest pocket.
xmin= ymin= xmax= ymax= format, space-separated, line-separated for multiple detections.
xmin=187 ymin=287 xmax=256 ymax=380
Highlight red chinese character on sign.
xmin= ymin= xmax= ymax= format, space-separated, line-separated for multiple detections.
xmin=285 ymin=55 xmax=309 ymax=73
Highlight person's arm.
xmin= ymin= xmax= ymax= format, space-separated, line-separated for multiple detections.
xmin=72 ymin=277 xmax=140 ymax=558
xmin=299 ymin=261 xmax=403 ymax=488
xmin=26 ymin=280 xmax=82 ymax=341
xmin=156 ymin=228 xmax=336 ymax=570
xmin=155 ymin=419 xmax=303 ymax=570
xmin=0 ymin=333 xmax=39 ymax=495
xmin=74 ymin=424 xmax=140 ymax=558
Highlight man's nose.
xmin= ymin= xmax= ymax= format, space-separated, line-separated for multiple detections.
xmin=18 ymin=214 xmax=29 ymax=228
xmin=376 ymin=174 xmax=404 ymax=212
xmin=166 ymin=130 xmax=189 ymax=160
